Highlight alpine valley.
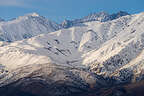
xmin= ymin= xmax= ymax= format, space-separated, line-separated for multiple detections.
xmin=0 ymin=11 xmax=144 ymax=96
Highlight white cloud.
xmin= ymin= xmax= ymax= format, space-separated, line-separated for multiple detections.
xmin=0 ymin=0 xmax=27 ymax=7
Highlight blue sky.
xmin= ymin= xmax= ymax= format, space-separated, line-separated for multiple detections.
xmin=0 ymin=0 xmax=144 ymax=23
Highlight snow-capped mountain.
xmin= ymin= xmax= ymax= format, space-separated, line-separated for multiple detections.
xmin=0 ymin=13 xmax=60 ymax=42
xmin=0 ymin=12 xmax=144 ymax=96
xmin=0 ymin=11 xmax=129 ymax=42
xmin=60 ymin=11 xmax=129 ymax=28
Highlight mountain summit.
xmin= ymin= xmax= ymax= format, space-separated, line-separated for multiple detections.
xmin=60 ymin=11 xmax=129 ymax=28
xmin=0 ymin=13 xmax=60 ymax=42
xmin=26 ymin=12 xmax=40 ymax=17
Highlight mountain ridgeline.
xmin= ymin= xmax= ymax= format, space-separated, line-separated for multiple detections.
xmin=0 ymin=11 xmax=129 ymax=42
xmin=60 ymin=11 xmax=129 ymax=28
xmin=1 ymin=11 xmax=144 ymax=96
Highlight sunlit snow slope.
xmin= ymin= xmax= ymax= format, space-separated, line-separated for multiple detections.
xmin=0 ymin=12 xmax=144 ymax=96
xmin=0 ymin=13 xmax=60 ymax=42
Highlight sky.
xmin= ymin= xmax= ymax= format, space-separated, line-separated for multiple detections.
xmin=0 ymin=0 xmax=144 ymax=23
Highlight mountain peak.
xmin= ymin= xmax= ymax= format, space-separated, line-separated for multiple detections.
xmin=92 ymin=11 xmax=109 ymax=16
xmin=60 ymin=11 xmax=129 ymax=28
xmin=61 ymin=19 xmax=72 ymax=28
xmin=110 ymin=11 xmax=129 ymax=19
xmin=0 ymin=12 xmax=60 ymax=42
xmin=26 ymin=12 xmax=40 ymax=17
xmin=82 ymin=11 xmax=110 ymax=22
xmin=16 ymin=12 xmax=41 ymax=21
xmin=117 ymin=11 xmax=129 ymax=15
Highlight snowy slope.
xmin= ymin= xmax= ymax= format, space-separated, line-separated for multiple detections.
xmin=0 ymin=13 xmax=60 ymax=42
xmin=0 ymin=14 xmax=133 ymax=70
xmin=0 ymin=12 xmax=144 ymax=96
